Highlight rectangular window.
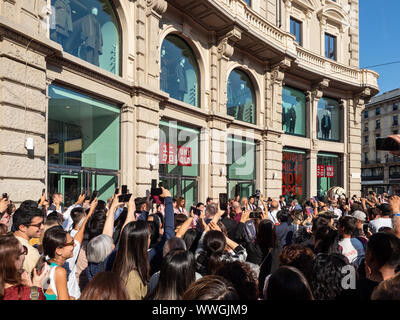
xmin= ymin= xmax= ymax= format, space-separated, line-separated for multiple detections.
xmin=364 ymin=110 xmax=369 ymax=119
xmin=282 ymin=86 xmax=306 ymax=136
xmin=364 ymin=122 xmax=368 ymax=132
xmin=317 ymin=97 xmax=340 ymax=141
xmin=376 ymin=107 xmax=381 ymax=115
xmin=244 ymin=0 xmax=251 ymax=5
xmin=282 ymin=148 xmax=307 ymax=203
xmin=394 ymin=115 xmax=398 ymax=126
xmin=290 ymin=18 xmax=302 ymax=45
xmin=394 ymin=104 xmax=398 ymax=111
xmin=364 ymin=153 xmax=368 ymax=164
xmin=325 ymin=33 xmax=336 ymax=60
xmin=317 ymin=153 xmax=340 ymax=198
xmin=159 ymin=120 xmax=200 ymax=211
xmin=364 ymin=136 xmax=369 ymax=143
xmin=376 ymin=119 xmax=380 ymax=129
xmin=227 ymin=136 xmax=256 ymax=199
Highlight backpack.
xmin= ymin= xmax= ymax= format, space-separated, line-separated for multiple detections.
xmin=242 ymin=220 xmax=257 ymax=243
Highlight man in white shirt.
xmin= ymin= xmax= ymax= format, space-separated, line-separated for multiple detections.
xmin=369 ymin=204 xmax=393 ymax=234
xmin=337 ymin=216 xmax=365 ymax=268
xmin=268 ymin=200 xmax=280 ymax=225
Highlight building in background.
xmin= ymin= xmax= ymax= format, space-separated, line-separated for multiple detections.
xmin=0 ymin=0 xmax=378 ymax=209
xmin=362 ymin=89 xmax=400 ymax=195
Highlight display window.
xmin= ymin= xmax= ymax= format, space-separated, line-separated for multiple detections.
xmin=317 ymin=97 xmax=340 ymax=141
xmin=282 ymin=86 xmax=306 ymax=136
xmin=282 ymin=148 xmax=307 ymax=202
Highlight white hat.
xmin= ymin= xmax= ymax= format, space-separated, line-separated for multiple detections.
xmin=352 ymin=210 xmax=366 ymax=222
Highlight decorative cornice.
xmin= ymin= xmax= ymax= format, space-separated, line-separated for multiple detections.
xmin=146 ymin=0 xmax=168 ymax=16
xmin=217 ymin=26 xmax=242 ymax=60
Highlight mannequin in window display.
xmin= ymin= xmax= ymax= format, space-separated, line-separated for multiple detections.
xmin=50 ymin=0 xmax=73 ymax=48
xmin=287 ymin=104 xmax=297 ymax=134
xmin=160 ymin=47 xmax=169 ymax=92
xmin=66 ymin=7 xmax=103 ymax=66
xmin=321 ymin=110 xmax=332 ymax=139
xmin=175 ymin=57 xmax=188 ymax=101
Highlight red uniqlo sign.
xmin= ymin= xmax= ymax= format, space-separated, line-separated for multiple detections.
xmin=159 ymin=143 xmax=176 ymax=164
xmin=326 ymin=165 xmax=335 ymax=178
xmin=317 ymin=165 xmax=325 ymax=177
xmin=178 ymin=146 xmax=192 ymax=166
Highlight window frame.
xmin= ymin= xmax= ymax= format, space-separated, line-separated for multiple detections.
xmin=325 ymin=33 xmax=337 ymax=61
xmin=290 ymin=17 xmax=302 ymax=46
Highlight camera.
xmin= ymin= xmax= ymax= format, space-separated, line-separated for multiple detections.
xmin=219 ymin=193 xmax=228 ymax=211
xmin=190 ymin=205 xmax=201 ymax=215
xmin=250 ymin=211 xmax=262 ymax=219
xmin=2 ymin=193 xmax=8 ymax=200
xmin=90 ymin=190 xmax=99 ymax=202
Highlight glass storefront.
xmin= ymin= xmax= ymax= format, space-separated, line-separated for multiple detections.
xmin=317 ymin=97 xmax=340 ymax=141
xmin=227 ymin=69 xmax=256 ymax=124
xmin=282 ymin=86 xmax=306 ymax=136
xmin=317 ymin=153 xmax=340 ymax=198
xmin=48 ymin=84 xmax=120 ymax=205
xmin=50 ymin=0 xmax=121 ymax=75
xmin=282 ymin=148 xmax=307 ymax=202
xmin=160 ymin=35 xmax=200 ymax=107
xmin=159 ymin=120 xmax=199 ymax=210
xmin=227 ymin=136 xmax=256 ymax=199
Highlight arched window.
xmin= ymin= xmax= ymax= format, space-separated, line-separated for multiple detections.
xmin=160 ymin=35 xmax=200 ymax=107
xmin=227 ymin=69 xmax=256 ymax=124
xmin=50 ymin=0 xmax=121 ymax=75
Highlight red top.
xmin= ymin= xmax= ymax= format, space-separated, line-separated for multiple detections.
xmin=3 ymin=285 xmax=46 ymax=300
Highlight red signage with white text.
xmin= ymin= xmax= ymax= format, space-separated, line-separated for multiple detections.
xmin=326 ymin=165 xmax=335 ymax=178
xmin=159 ymin=143 xmax=176 ymax=164
xmin=317 ymin=165 xmax=325 ymax=177
xmin=178 ymin=146 xmax=192 ymax=166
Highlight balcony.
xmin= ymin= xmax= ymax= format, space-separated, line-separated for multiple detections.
xmin=390 ymin=172 xmax=400 ymax=179
xmin=169 ymin=0 xmax=379 ymax=92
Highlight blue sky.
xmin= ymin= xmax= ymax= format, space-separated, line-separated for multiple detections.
xmin=359 ymin=0 xmax=400 ymax=95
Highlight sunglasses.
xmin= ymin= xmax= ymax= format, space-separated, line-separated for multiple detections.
xmin=20 ymin=245 xmax=28 ymax=256
xmin=27 ymin=222 xmax=44 ymax=228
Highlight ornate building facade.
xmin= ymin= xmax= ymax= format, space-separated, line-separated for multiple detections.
xmin=0 ymin=0 xmax=379 ymax=208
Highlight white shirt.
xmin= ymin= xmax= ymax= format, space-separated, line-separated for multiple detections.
xmin=62 ymin=205 xmax=81 ymax=232
xmin=369 ymin=217 xmax=393 ymax=234
xmin=268 ymin=209 xmax=279 ymax=224
xmin=338 ymin=237 xmax=365 ymax=268
xmin=64 ymin=239 xmax=81 ymax=299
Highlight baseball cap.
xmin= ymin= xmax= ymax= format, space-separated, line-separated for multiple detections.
xmin=352 ymin=210 xmax=366 ymax=222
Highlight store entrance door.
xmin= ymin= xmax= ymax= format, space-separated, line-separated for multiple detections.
xmin=159 ymin=175 xmax=198 ymax=210
xmin=48 ymin=165 xmax=119 ymax=207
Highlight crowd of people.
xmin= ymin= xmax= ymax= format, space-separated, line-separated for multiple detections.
xmin=0 ymin=187 xmax=400 ymax=300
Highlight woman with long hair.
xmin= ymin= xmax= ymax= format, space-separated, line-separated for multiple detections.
xmin=0 ymin=233 xmax=49 ymax=300
xmin=176 ymin=197 xmax=188 ymax=216
xmin=145 ymin=249 xmax=196 ymax=300
xmin=111 ymin=220 xmax=151 ymax=300
xmin=42 ymin=226 xmax=76 ymax=300
xmin=79 ymin=272 xmax=129 ymax=300
xmin=195 ymin=222 xmax=247 ymax=276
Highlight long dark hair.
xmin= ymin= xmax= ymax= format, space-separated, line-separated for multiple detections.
xmin=42 ymin=225 xmax=68 ymax=260
xmin=203 ymin=230 xmax=226 ymax=275
xmin=256 ymin=220 xmax=276 ymax=253
xmin=146 ymin=249 xmax=196 ymax=300
xmin=112 ymin=221 xmax=150 ymax=285
xmin=0 ymin=234 xmax=23 ymax=299
xmin=79 ymin=272 xmax=129 ymax=300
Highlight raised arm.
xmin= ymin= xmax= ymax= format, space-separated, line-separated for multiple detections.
xmin=73 ymin=197 xmax=97 ymax=245
xmin=176 ymin=210 xmax=194 ymax=238
xmin=119 ymin=194 xmax=136 ymax=235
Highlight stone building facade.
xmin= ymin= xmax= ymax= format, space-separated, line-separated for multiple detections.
xmin=0 ymin=0 xmax=379 ymax=208
xmin=362 ymin=89 xmax=400 ymax=195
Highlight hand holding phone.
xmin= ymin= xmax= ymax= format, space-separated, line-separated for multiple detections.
xmin=219 ymin=193 xmax=227 ymax=211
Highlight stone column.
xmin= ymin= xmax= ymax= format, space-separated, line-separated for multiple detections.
xmin=347 ymin=89 xmax=371 ymax=197
xmin=0 ymin=22 xmax=55 ymax=203
xmin=207 ymin=115 xmax=231 ymax=201
xmin=133 ymin=90 xmax=161 ymax=197
xmin=263 ymin=62 xmax=289 ymax=199
xmin=120 ymin=104 xmax=135 ymax=188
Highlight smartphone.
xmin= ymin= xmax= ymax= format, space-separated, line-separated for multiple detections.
xmin=2 ymin=193 xmax=7 ymax=200
xmin=42 ymin=189 xmax=46 ymax=196
xmin=90 ymin=190 xmax=99 ymax=202
xmin=219 ymin=193 xmax=228 ymax=211
xmin=151 ymin=179 xmax=163 ymax=196
xmin=121 ymin=185 xmax=128 ymax=195
xmin=250 ymin=211 xmax=261 ymax=219
xmin=115 ymin=188 xmax=119 ymax=195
